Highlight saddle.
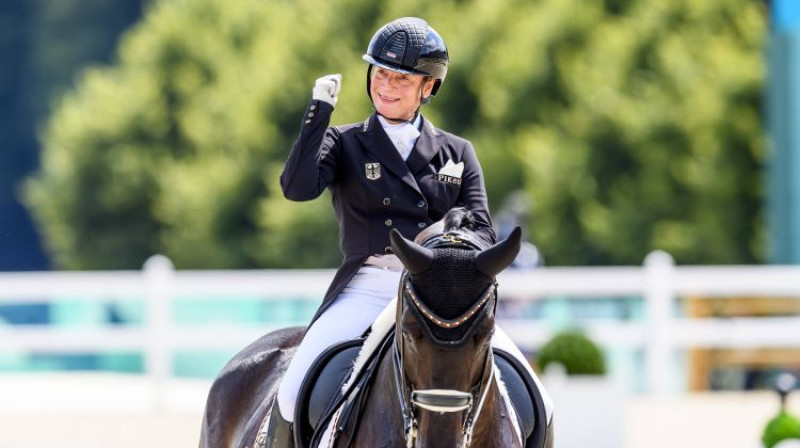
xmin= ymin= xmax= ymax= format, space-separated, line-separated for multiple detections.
xmin=293 ymin=332 xmax=546 ymax=448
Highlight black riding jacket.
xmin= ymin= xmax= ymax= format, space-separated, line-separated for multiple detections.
xmin=280 ymin=99 xmax=496 ymax=324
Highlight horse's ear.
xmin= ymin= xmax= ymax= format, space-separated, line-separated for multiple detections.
xmin=390 ymin=229 xmax=433 ymax=274
xmin=475 ymin=227 xmax=522 ymax=277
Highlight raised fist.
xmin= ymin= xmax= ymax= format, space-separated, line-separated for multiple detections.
xmin=312 ymin=74 xmax=342 ymax=107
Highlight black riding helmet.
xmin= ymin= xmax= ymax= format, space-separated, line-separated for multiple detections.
xmin=363 ymin=17 xmax=449 ymax=105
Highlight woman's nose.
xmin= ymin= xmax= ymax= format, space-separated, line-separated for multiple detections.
xmin=379 ymin=76 xmax=399 ymax=88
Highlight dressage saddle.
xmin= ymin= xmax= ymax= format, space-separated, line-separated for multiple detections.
xmin=292 ymin=331 xmax=547 ymax=448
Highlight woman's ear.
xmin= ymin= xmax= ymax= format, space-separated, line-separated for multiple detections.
xmin=421 ymin=77 xmax=435 ymax=98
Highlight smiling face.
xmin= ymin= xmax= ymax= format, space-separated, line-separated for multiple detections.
xmin=369 ymin=66 xmax=435 ymax=122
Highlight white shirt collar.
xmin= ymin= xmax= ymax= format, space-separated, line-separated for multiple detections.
xmin=377 ymin=114 xmax=422 ymax=161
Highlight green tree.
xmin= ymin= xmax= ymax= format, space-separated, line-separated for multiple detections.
xmin=462 ymin=0 xmax=766 ymax=265
xmin=26 ymin=0 xmax=767 ymax=269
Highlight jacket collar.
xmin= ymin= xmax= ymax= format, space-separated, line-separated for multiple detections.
xmin=357 ymin=113 xmax=445 ymax=175
xmin=357 ymin=113 xmax=444 ymax=194
xmin=405 ymin=117 xmax=444 ymax=174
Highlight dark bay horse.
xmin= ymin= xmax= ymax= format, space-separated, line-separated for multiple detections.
xmin=200 ymin=209 xmax=549 ymax=447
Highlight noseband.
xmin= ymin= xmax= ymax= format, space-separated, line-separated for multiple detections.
xmin=393 ymin=231 xmax=498 ymax=448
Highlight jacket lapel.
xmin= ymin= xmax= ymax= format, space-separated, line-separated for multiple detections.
xmin=356 ymin=114 xmax=421 ymax=193
xmin=406 ymin=116 xmax=444 ymax=174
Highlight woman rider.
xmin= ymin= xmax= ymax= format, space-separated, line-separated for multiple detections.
xmin=263 ymin=16 xmax=553 ymax=447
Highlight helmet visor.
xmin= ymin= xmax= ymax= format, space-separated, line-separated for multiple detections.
xmin=369 ymin=65 xmax=430 ymax=89
xmin=362 ymin=54 xmax=428 ymax=76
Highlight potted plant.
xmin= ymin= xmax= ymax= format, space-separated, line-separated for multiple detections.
xmin=763 ymin=413 xmax=800 ymax=448
xmin=763 ymin=374 xmax=800 ymax=448
xmin=537 ymin=330 xmax=606 ymax=376
xmin=537 ymin=329 xmax=622 ymax=448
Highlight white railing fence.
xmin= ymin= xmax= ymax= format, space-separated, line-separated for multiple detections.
xmin=1 ymin=251 xmax=800 ymax=400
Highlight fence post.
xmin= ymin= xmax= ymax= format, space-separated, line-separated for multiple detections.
xmin=143 ymin=254 xmax=175 ymax=411
xmin=644 ymin=250 xmax=675 ymax=395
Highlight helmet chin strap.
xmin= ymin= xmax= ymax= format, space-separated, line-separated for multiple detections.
xmin=377 ymin=110 xmax=420 ymax=126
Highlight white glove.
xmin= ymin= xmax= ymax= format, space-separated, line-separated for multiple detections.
xmin=312 ymin=74 xmax=342 ymax=107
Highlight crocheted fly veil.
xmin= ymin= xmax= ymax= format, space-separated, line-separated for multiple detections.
xmin=391 ymin=208 xmax=521 ymax=345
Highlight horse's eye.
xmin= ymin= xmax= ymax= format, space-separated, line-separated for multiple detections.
xmin=472 ymin=319 xmax=493 ymax=345
xmin=402 ymin=317 xmax=425 ymax=340
xmin=473 ymin=332 xmax=491 ymax=348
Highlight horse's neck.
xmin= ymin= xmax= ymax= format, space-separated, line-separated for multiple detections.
xmin=472 ymin=382 xmax=524 ymax=447
xmin=335 ymin=350 xmax=405 ymax=447
xmin=335 ymin=346 xmax=523 ymax=448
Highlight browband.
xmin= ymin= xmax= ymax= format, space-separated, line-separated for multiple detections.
xmin=404 ymin=281 xmax=496 ymax=329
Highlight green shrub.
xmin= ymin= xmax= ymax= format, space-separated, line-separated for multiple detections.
xmin=762 ymin=412 xmax=800 ymax=448
xmin=537 ymin=330 xmax=606 ymax=376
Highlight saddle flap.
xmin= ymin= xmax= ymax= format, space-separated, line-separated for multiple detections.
xmin=295 ymin=339 xmax=363 ymax=447
xmin=494 ymin=348 xmax=553 ymax=448
xmin=495 ymin=350 xmax=536 ymax=439
xmin=308 ymin=345 xmax=361 ymax=427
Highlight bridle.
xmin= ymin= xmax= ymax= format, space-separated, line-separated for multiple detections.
xmin=392 ymin=231 xmax=498 ymax=448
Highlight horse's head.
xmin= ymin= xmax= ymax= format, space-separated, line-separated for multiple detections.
xmin=389 ymin=207 xmax=521 ymax=446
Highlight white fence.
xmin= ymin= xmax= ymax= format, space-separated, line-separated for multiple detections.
xmin=1 ymin=251 xmax=800 ymax=398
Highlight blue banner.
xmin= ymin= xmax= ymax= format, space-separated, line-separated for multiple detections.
xmin=774 ymin=0 xmax=800 ymax=32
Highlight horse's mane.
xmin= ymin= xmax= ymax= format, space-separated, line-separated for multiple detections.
xmin=443 ymin=207 xmax=475 ymax=233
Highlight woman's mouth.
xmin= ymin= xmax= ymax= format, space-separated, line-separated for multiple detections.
xmin=378 ymin=93 xmax=399 ymax=103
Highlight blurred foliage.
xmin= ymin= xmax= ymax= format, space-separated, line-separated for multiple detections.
xmin=537 ymin=330 xmax=606 ymax=375
xmin=25 ymin=0 xmax=767 ymax=269
xmin=1 ymin=0 xmax=144 ymax=269
xmin=763 ymin=412 xmax=800 ymax=448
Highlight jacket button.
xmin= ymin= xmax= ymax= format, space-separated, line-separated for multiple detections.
xmin=385 ymin=246 xmax=393 ymax=254
xmin=383 ymin=198 xmax=391 ymax=206
xmin=385 ymin=219 xmax=393 ymax=226
xmin=310 ymin=104 xmax=316 ymax=111
xmin=417 ymin=200 xmax=426 ymax=208
xmin=418 ymin=222 xmax=426 ymax=228
xmin=307 ymin=112 xmax=314 ymax=117
xmin=305 ymin=119 xmax=311 ymax=124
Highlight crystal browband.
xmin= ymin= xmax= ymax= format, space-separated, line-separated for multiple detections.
xmin=403 ymin=282 xmax=496 ymax=329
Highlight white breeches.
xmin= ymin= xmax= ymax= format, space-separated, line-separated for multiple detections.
xmin=276 ymin=266 xmax=553 ymax=423
xmin=277 ymin=266 xmax=400 ymax=420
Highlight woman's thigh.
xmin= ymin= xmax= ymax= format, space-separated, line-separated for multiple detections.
xmin=276 ymin=267 xmax=401 ymax=419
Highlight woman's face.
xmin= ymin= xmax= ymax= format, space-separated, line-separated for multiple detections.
xmin=370 ymin=66 xmax=435 ymax=122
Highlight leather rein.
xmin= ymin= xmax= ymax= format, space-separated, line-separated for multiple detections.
xmin=392 ymin=231 xmax=498 ymax=448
